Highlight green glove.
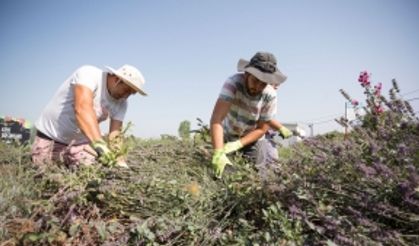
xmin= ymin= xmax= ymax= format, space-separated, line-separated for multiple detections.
xmin=91 ymin=140 xmax=117 ymax=166
xmin=223 ymin=140 xmax=243 ymax=154
xmin=278 ymin=126 xmax=293 ymax=139
xmin=116 ymin=159 xmax=129 ymax=168
xmin=212 ymin=149 xmax=232 ymax=179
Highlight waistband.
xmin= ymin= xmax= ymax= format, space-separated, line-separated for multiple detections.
xmin=36 ymin=130 xmax=54 ymax=141
xmin=36 ymin=130 xmax=67 ymax=145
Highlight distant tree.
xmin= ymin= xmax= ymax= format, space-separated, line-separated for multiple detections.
xmin=178 ymin=120 xmax=191 ymax=140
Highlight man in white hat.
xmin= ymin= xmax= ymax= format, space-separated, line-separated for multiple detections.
xmin=210 ymin=52 xmax=292 ymax=178
xmin=31 ymin=64 xmax=147 ymax=167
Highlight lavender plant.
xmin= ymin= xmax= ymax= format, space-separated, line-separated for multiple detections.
xmin=269 ymin=71 xmax=419 ymax=245
xmin=1 ymin=72 xmax=418 ymax=245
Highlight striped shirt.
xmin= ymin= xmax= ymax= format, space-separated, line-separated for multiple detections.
xmin=219 ymin=73 xmax=277 ymax=138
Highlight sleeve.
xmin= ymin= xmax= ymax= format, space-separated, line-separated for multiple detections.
xmin=69 ymin=65 xmax=98 ymax=92
xmin=259 ymin=93 xmax=277 ymax=122
xmin=218 ymin=76 xmax=237 ymax=103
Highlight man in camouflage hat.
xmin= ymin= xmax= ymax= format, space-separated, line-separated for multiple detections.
xmin=210 ymin=51 xmax=292 ymax=178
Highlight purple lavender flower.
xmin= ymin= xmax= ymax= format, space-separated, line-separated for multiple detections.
xmin=369 ymin=143 xmax=378 ymax=154
xmin=347 ymin=206 xmax=361 ymax=218
xmin=407 ymin=165 xmax=419 ymax=184
xmin=357 ymin=216 xmax=374 ymax=227
xmin=288 ymin=204 xmax=302 ymax=219
xmin=357 ymin=163 xmax=377 ymax=176
xmin=358 ymin=71 xmax=371 ymax=87
xmin=406 ymin=165 xmax=416 ymax=173
xmin=351 ymin=99 xmax=359 ymax=106
xmin=397 ymin=143 xmax=407 ymax=155
xmin=331 ymin=145 xmax=342 ymax=156
xmin=336 ymin=234 xmax=353 ymax=245
xmin=374 ymin=105 xmax=384 ymax=114
xmin=373 ymin=83 xmax=382 ymax=98
xmin=397 ymin=181 xmax=410 ymax=196
xmin=372 ymin=162 xmax=394 ymax=178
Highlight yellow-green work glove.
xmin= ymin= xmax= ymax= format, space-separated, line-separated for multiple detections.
xmin=91 ymin=140 xmax=117 ymax=166
xmin=116 ymin=159 xmax=129 ymax=168
xmin=212 ymin=149 xmax=232 ymax=179
xmin=223 ymin=140 xmax=243 ymax=154
xmin=278 ymin=126 xmax=293 ymax=139
xmin=107 ymin=132 xmax=129 ymax=168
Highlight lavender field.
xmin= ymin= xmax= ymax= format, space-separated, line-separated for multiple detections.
xmin=1 ymin=73 xmax=418 ymax=245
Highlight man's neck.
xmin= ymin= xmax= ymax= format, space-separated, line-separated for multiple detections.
xmin=106 ymin=74 xmax=117 ymax=98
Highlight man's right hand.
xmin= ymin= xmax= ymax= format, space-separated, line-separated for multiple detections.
xmin=212 ymin=149 xmax=232 ymax=179
xmin=91 ymin=140 xmax=116 ymax=166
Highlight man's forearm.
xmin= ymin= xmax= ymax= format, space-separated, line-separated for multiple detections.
xmin=210 ymin=123 xmax=224 ymax=150
xmin=240 ymin=128 xmax=268 ymax=146
xmin=74 ymin=84 xmax=102 ymax=143
xmin=269 ymin=119 xmax=283 ymax=131
xmin=75 ymin=107 xmax=102 ymax=142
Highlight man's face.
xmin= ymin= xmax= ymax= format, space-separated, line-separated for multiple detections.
xmin=110 ymin=78 xmax=137 ymax=100
xmin=245 ymin=74 xmax=267 ymax=96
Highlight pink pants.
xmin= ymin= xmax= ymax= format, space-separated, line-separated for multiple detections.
xmin=31 ymin=136 xmax=97 ymax=167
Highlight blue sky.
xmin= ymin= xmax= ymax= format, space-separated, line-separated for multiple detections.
xmin=1 ymin=0 xmax=418 ymax=138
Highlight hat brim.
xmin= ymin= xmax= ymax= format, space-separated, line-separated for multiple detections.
xmin=106 ymin=66 xmax=147 ymax=96
xmin=237 ymin=59 xmax=287 ymax=86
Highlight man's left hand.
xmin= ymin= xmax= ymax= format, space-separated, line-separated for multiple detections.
xmin=278 ymin=126 xmax=293 ymax=139
xmin=91 ymin=140 xmax=117 ymax=166
xmin=223 ymin=140 xmax=243 ymax=154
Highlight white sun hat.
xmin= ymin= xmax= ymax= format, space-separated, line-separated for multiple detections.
xmin=105 ymin=64 xmax=147 ymax=96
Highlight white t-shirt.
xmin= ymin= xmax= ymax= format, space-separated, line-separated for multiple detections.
xmin=35 ymin=65 xmax=127 ymax=144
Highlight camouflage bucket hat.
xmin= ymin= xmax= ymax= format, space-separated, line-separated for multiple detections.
xmin=237 ymin=52 xmax=287 ymax=86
